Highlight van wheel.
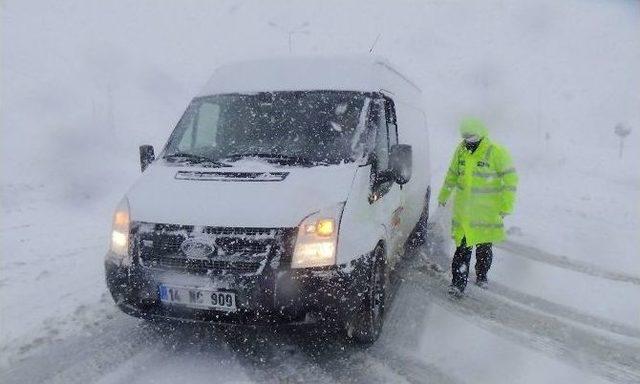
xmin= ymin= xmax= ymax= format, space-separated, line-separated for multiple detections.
xmin=348 ymin=246 xmax=386 ymax=345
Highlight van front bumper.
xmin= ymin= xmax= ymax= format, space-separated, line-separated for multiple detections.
xmin=104 ymin=251 xmax=372 ymax=326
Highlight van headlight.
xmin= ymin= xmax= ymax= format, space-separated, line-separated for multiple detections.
xmin=291 ymin=203 xmax=345 ymax=269
xmin=107 ymin=197 xmax=131 ymax=266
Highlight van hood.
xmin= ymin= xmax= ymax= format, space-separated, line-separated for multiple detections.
xmin=126 ymin=161 xmax=359 ymax=228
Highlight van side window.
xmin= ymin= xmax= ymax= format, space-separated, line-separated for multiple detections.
xmin=176 ymin=113 xmax=195 ymax=151
xmin=385 ymin=97 xmax=398 ymax=147
xmin=369 ymin=98 xmax=394 ymax=200
xmin=372 ymin=99 xmax=389 ymax=171
xmin=195 ymin=103 xmax=220 ymax=146
xmin=177 ymin=102 xmax=220 ymax=151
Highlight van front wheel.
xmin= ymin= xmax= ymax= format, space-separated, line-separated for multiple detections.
xmin=347 ymin=246 xmax=386 ymax=345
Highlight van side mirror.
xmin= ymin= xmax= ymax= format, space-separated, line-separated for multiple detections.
xmin=139 ymin=145 xmax=155 ymax=172
xmin=389 ymin=144 xmax=412 ymax=185
xmin=373 ymin=144 xmax=413 ymax=187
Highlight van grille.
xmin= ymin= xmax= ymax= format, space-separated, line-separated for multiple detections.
xmin=134 ymin=223 xmax=296 ymax=275
xmin=175 ymin=170 xmax=289 ymax=182
xmin=141 ymin=256 xmax=261 ymax=275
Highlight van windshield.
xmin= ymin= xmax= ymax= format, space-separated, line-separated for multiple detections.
xmin=164 ymin=91 xmax=372 ymax=166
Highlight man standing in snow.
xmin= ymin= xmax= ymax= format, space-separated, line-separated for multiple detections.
xmin=437 ymin=118 xmax=518 ymax=296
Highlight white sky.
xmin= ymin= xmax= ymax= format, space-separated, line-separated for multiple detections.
xmin=2 ymin=0 xmax=639 ymax=176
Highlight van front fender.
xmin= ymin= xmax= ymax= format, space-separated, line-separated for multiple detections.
xmin=336 ymin=165 xmax=390 ymax=266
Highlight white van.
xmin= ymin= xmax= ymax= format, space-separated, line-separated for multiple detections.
xmin=105 ymin=56 xmax=431 ymax=343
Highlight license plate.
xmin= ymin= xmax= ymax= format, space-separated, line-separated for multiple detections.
xmin=159 ymin=284 xmax=236 ymax=311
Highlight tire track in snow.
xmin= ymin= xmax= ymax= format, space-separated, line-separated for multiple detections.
xmin=217 ymin=326 xmax=339 ymax=384
xmin=229 ymin=323 xmax=461 ymax=384
xmin=419 ymin=224 xmax=640 ymax=341
xmin=5 ymin=221 xmax=635 ymax=384
xmin=368 ymin=346 xmax=462 ymax=384
xmin=121 ymin=324 xmax=327 ymax=384
xmin=304 ymin=342 xmax=460 ymax=384
xmin=347 ymin=262 xmax=464 ymax=384
xmin=487 ymin=280 xmax=640 ymax=340
xmin=208 ymin=267 xmax=463 ymax=384
xmin=497 ymin=241 xmax=640 ymax=286
xmin=266 ymin=260 xmax=464 ymax=384
xmin=2 ymin=300 xmax=460 ymax=384
xmin=405 ymin=264 xmax=640 ymax=384
xmin=2 ymin=312 xmax=162 ymax=384
xmin=213 ymin=324 xmax=427 ymax=384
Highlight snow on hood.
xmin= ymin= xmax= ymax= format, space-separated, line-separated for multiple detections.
xmin=125 ymin=160 xmax=358 ymax=228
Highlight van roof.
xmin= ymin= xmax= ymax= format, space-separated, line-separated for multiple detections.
xmin=198 ymin=55 xmax=421 ymax=100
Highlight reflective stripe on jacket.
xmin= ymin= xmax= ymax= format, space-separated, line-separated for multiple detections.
xmin=437 ymin=138 xmax=518 ymax=246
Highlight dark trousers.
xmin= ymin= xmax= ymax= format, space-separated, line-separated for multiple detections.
xmin=451 ymin=237 xmax=493 ymax=291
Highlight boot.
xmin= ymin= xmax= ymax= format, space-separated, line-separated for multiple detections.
xmin=448 ymin=285 xmax=463 ymax=297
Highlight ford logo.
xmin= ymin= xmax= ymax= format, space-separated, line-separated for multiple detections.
xmin=180 ymin=238 xmax=216 ymax=260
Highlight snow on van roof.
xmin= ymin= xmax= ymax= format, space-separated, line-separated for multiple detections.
xmin=198 ymin=55 xmax=421 ymax=98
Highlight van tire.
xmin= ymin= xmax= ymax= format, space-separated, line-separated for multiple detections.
xmin=347 ymin=245 xmax=386 ymax=345
xmin=407 ymin=187 xmax=430 ymax=249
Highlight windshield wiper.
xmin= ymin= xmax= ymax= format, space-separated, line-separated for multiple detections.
xmin=163 ymin=152 xmax=231 ymax=167
xmin=222 ymin=153 xmax=327 ymax=166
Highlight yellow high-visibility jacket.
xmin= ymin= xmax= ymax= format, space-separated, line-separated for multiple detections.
xmin=437 ymin=138 xmax=518 ymax=246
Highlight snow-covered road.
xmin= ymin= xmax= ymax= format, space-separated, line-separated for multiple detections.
xmin=2 ymin=220 xmax=638 ymax=384
xmin=2 ymin=1 xmax=639 ymax=382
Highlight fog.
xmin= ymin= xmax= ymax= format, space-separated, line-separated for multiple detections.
xmin=2 ymin=1 xmax=639 ymax=383
xmin=4 ymin=1 xmax=638 ymax=183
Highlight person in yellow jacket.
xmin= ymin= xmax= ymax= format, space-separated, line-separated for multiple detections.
xmin=438 ymin=118 xmax=518 ymax=296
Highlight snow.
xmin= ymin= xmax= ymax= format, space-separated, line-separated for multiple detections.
xmin=491 ymin=247 xmax=640 ymax=329
xmin=95 ymin=347 xmax=254 ymax=384
xmin=127 ymin=162 xmax=357 ymax=227
xmin=413 ymin=304 xmax=609 ymax=384
xmin=2 ymin=0 xmax=640 ymax=383
xmin=511 ymin=161 xmax=639 ymax=274
xmin=198 ymin=55 xmax=421 ymax=98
